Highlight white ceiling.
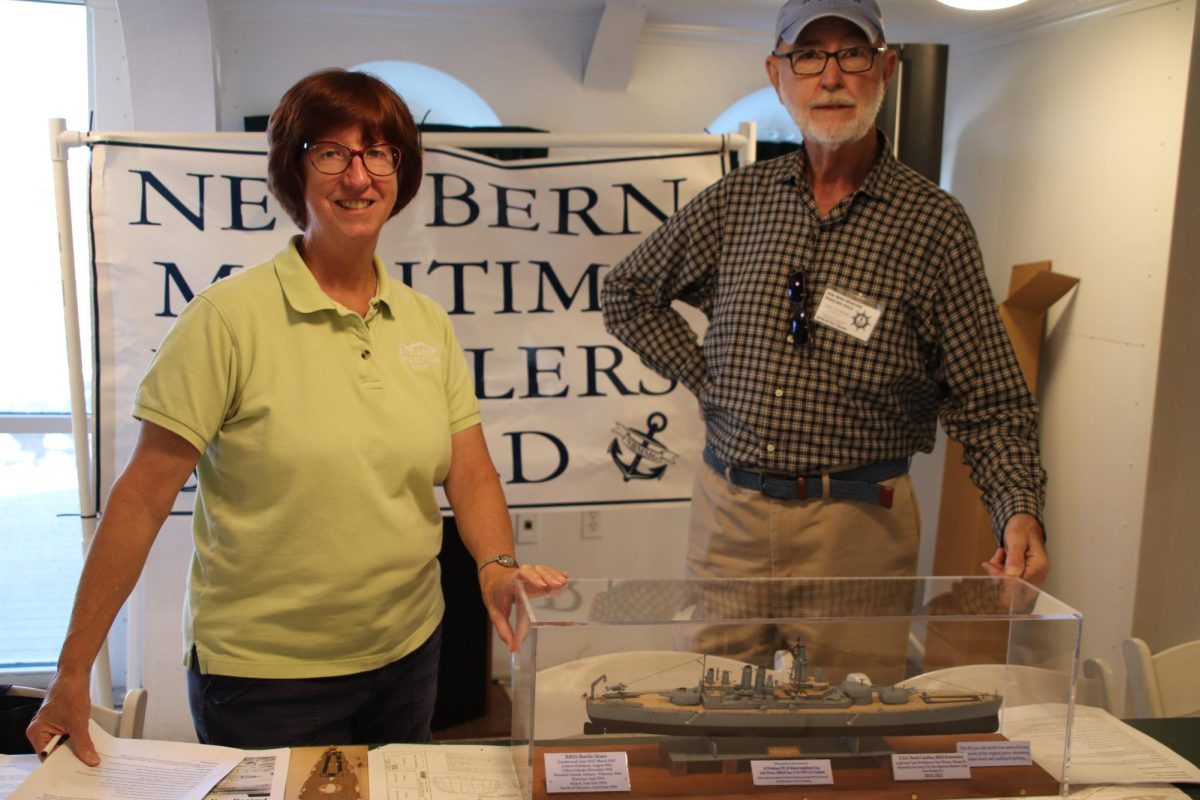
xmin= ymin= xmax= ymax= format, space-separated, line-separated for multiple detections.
xmin=641 ymin=0 xmax=1146 ymax=44
xmin=309 ymin=0 xmax=1154 ymax=45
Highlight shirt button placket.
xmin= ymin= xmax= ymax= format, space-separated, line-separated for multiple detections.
xmin=355 ymin=318 xmax=380 ymax=384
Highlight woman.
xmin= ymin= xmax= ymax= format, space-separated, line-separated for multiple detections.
xmin=27 ymin=69 xmax=566 ymax=762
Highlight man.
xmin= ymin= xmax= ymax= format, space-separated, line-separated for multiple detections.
xmin=601 ymin=0 xmax=1048 ymax=671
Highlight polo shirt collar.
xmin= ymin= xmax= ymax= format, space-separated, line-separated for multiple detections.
xmin=274 ymin=235 xmax=393 ymax=316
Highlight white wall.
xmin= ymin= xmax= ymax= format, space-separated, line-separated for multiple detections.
xmin=1134 ymin=1 xmax=1200 ymax=655
xmin=941 ymin=0 xmax=1197 ymax=691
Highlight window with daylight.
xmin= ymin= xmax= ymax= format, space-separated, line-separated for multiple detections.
xmin=708 ymin=86 xmax=802 ymax=146
xmin=0 ymin=0 xmax=90 ymax=676
xmin=351 ymin=60 xmax=501 ymax=127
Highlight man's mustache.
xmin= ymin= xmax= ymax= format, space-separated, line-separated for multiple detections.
xmin=809 ymin=93 xmax=857 ymax=109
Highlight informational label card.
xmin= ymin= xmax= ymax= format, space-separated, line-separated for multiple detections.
xmin=891 ymin=752 xmax=972 ymax=781
xmin=751 ymin=758 xmax=835 ymax=786
xmin=957 ymin=740 xmax=1033 ymax=767
xmin=544 ymin=752 xmax=631 ymax=794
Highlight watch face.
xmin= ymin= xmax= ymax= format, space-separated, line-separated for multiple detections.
xmin=497 ymin=554 xmax=517 ymax=568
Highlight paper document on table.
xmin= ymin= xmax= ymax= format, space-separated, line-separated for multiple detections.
xmin=1002 ymin=704 xmax=1200 ymax=784
xmin=1069 ymin=783 xmax=1192 ymax=800
xmin=202 ymin=749 xmax=290 ymax=800
xmin=8 ymin=720 xmax=243 ymax=800
xmin=0 ymin=755 xmax=41 ymax=800
xmin=368 ymin=743 xmax=521 ymax=800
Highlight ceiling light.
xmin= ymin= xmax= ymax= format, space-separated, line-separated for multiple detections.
xmin=937 ymin=0 xmax=1030 ymax=9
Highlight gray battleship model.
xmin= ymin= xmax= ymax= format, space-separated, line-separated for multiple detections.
xmin=583 ymin=642 xmax=1002 ymax=738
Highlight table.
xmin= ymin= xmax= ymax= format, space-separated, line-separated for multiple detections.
xmin=1124 ymin=717 xmax=1200 ymax=800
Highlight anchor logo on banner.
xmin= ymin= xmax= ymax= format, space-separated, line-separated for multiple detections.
xmin=609 ymin=412 xmax=679 ymax=481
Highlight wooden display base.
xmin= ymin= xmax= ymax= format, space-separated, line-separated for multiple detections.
xmin=659 ymin=735 xmax=895 ymax=775
xmin=532 ymin=734 xmax=1060 ymax=800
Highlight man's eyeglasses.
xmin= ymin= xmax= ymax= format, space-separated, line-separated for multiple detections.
xmin=304 ymin=141 xmax=402 ymax=176
xmin=786 ymin=270 xmax=809 ymax=348
xmin=772 ymin=45 xmax=888 ymax=77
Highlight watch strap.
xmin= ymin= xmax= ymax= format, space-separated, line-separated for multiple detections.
xmin=478 ymin=554 xmax=518 ymax=573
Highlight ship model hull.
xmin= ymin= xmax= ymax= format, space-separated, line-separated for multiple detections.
xmin=585 ymin=694 xmax=1002 ymax=738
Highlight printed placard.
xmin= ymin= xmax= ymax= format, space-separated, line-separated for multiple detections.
xmin=813 ymin=287 xmax=883 ymax=342
xmin=544 ymin=752 xmax=631 ymax=793
xmin=751 ymin=758 xmax=835 ymax=786
xmin=957 ymin=740 xmax=1033 ymax=767
xmin=891 ymin=752 xmax=972 ymax=781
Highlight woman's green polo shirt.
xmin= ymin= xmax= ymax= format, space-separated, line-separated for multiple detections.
xmin=134 ymin=237 xmax=481 ymax=679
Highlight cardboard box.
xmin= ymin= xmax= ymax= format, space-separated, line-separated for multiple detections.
xmin=928 ymin=262 xmax=1078 ymax=667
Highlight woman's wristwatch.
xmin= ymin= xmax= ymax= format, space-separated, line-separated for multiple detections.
xmin=478 ymin=554 xmax=518 ymax=573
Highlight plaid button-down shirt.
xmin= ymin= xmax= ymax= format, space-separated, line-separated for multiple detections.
xmin=601 ymin=141 xmax=1046 ymax=541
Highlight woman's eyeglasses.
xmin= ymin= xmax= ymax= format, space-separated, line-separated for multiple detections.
xmin=304 ymin=141 xmax=402 ymax=176
xmin=786 ymin=270 xmax=809 ymax=348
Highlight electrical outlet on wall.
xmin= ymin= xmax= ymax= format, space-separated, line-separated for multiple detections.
xmin=581 ymin=510 xmax=602 ymax=540
xmin=515 ymin=514 xmax=538 ymax=544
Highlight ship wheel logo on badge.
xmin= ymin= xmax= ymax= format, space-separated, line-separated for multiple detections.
xmin=852 ymin=311 xmax=872 ymax=330
xmin=609 ymin=412 xmax=679 ymax=481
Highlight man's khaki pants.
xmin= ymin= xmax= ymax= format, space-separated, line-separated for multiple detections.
xmin=682 ymin=462 xmax=921 ymax=684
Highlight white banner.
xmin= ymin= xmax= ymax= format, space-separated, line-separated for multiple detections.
xmin=90 ymin=136 xmax=725 ymax=513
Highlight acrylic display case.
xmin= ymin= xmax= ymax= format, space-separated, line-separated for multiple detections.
xmin=510 ymin=576 xmax=1083 ymax=799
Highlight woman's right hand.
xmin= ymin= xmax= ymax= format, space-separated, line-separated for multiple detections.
xmin=27 ymin=672 xmax=100 ymax=766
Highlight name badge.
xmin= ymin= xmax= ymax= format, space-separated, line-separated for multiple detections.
xmin=813 ymin=287 xmax=883 ymax=343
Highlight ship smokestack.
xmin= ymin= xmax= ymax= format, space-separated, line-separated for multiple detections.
xmin=790 ymin=641 xmax=809 ymax=686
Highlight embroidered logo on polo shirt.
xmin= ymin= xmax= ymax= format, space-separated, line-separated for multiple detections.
xmin=397 ymin=342 xmax=440 ymax=370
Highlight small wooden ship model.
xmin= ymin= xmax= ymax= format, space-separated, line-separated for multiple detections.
xmin=297 ymin=746 xmax=362 ymax=800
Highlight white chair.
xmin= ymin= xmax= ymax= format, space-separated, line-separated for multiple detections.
xmin=6 ymin=686 xmax=148 ymax=739
xmin=1081 ymin=656 xmax=1118 ymax=714
xmin=1122 ymin=637 xmax=1200 ymax=718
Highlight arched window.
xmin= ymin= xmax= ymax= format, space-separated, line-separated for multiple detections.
xmin=351 ymin=60 xmax=501 ymax=127
xmin=708 ymin=86 xmax=801 ymax=145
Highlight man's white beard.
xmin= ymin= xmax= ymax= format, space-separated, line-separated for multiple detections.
xmin=795 ymin=77 xmax=888 ymax=147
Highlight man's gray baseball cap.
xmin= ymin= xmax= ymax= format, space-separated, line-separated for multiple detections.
xmin=775 ymin=0 xmax=886 ymax=45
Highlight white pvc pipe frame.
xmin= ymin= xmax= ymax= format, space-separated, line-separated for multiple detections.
xmin=47 ymin=119 xmax=757 ymax=709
